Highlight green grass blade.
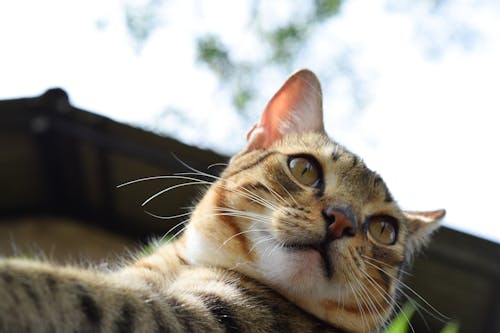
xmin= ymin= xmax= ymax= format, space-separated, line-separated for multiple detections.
xmin=383 ymin=303 xmax=416 ymax=333
xmin=440 ymin=321 xmax=459 ymax=333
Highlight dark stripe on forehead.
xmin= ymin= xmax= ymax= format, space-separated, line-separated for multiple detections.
xmin=384 ymin=188 xmax=394 ymax=203
xmin=373 ymin=174 xmax=394 ymax=203
xmin=351 ymin=155 xmax=359 ymax=168
xmin=225 ymin=151 xmax=277 ymax=178
xmin=199 ymin=293 xmax=242 ymax=333
xmin=332 ymin=148 xmax=342 ymax=161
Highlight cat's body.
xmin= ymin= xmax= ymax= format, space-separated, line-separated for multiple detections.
xmin=0 ymin=70 xmax=444 ymax=333
xmin=0 ymin=256 xmax=336 ymax=333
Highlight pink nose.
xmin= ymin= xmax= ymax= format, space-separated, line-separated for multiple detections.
xmin=322 ymin=207 xmax=357 ymax=240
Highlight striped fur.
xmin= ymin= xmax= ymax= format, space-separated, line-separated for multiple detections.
xmin=0 ymin=258 xmax=339 ymax=333
xmin=0 ymin=69 xmax=444 ymax=333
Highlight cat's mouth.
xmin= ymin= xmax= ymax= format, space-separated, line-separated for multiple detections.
xmin=283 ymin=241 xmax=333 ymax=279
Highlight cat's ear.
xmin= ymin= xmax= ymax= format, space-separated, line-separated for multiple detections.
xmin=245 ymin=69 xmax=325 ymax=152
xmin=404 ymin=209 xmax=445 ymax=255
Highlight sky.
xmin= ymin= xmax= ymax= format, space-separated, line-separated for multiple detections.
xmin=1 ymin=0 xmax=499 ymax=243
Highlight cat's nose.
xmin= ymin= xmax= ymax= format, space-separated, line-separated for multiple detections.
xmin=322 ymin=206 xmax=357 ymax=240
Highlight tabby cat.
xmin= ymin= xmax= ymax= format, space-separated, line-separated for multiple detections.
xmin=0 ymin=69 xmax=445 ymax=333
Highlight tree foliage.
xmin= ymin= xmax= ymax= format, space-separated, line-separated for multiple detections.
xmin=121 ymin=0 xmax=479 ymax=121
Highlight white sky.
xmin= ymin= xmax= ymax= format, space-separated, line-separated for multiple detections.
xmin=1 ymin=0 xmax=499 ymax=243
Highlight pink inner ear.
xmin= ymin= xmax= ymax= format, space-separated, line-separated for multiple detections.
xmin=245 ymin=69 xmax=325 ymax=152
xmin=405 ymin=209 xmax=446 ymax=223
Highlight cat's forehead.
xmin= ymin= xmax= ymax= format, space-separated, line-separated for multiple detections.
xmin=276 ymin=132 xmax=335 ymax=153
xmin=277 ymin=132 xmax=360 ymax=169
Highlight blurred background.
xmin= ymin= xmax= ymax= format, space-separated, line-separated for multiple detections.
xmin=1 ymin=0 xmax=499 ymax=332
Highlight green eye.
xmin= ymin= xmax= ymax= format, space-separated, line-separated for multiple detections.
xmin=367 ymin=217 xmax=398 ymax=245
xmin=288 ymin=156 xmax=321 ymax=187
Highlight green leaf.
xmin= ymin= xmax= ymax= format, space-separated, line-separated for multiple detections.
xmin=314 ymin=0 xmax=342 ymax=21
xmin=440 ymin=321 xmax=459 ymax=333
xmin=266 ymin=23 xmax=307 ymax=64
xmin=383 ymin=303 xmax=416 ymax=333
xmin=196 ymin=35 xmax=232 ymax=77
xmin=232 ymin=87 xmax=254 ymax=111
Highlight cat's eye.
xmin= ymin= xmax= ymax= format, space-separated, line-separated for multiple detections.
xmin=367 ymin=216 xmax=398 ymax=245
xmin=288 ymin=156 xmax=321 ymax=188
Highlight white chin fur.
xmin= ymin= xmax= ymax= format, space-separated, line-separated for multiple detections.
xmin=182 ymin=224 xmax=254 ymax=271
xmin=183 ymin=224 xmax=347 ymax=301
xmin=182 ymin=225 xmax=221 ymax=266
xmin=249 ymin=232 xmax=347 ymax=300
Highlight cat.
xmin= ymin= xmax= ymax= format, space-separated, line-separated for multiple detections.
xmin=0 ymin=69 xmax=445 ymax=333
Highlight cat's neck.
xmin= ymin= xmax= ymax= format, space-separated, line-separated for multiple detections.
xmin=178 ymin=188 xmax=259 ymax=276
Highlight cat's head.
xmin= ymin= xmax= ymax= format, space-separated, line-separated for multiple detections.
xmin=181 ymin=69 xmax=445 ymax=332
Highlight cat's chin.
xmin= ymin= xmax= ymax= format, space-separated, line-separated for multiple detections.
xmin=182 ymin=224 xmax=347 ymax=300
xmin=254 ymin=239 xmax=348 ymax=300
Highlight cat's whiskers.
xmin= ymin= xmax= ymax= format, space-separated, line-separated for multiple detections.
xmin=119 ymin=159 xmax=289 ymax=216
xmin=209 ymin=206 xmax=273 ymax=225
xmin=353 ymin=272 xmax=387 ymax=330
xmin=140 ymin=176 xmax=213 ymax=206
xmin=246 ymin=173 xmax=292 ymax=207
xmin=219 ymin=229 xmax=270 ymax=248
xmin=169 ymin=221 xmax=190 ymax=240
xmin=360 ymin=256 xmax=433 ymax=329
xmin=267 ymin=238 xmax=285 ymax=258
xmin=362 ymin=259 xmax=449 ymax=323
xmin=121 ymin=154 xmax=282 ymax=212
xmin=212 ymin=204 xmax=297 ymax=230
xmin=227 ymin=260 xmax=254 ymax=271
xmin=248 ymin=235 xmax=275 ymax=253
xmin=361 ymin=254 xmax=413 ymax=277
xmin=161 ymin=218 xmax=190 ymax=241
xmin=242 ymin=182 xmax=289 ymax=208
xmin=354 ymin=248 xmax=413 ymax=331
xmin=175 ymin=160 xmax=293 ymax=213
xmin=256 ymin=234 xmax=282 ymax=259
xmin=207 ymin=162 xmax=229 ymax=169
xmin=208 ymin=212 xmax=271 ymax=226
xmin=122 ymin=170 xmax=275 ymax=212
xmin=359 ymin=264 xmax=412 ymax=333
xmin=274 ymin=180 xmax=299 ymax=207
xmin=144 ymin=210 xmax=193 ymax=220
xmin=361 ymin=267 xmax=420 ymax=333
xmin=345 ymin=266 xmax=370 ymax=332
xmin=116 ymin=175 xmax=200 ymax=188
xmin=215 ymin=181 xmax=290 ymax=218
xmin=207 ymin=206 xmax=297 ymax=258
xmin=173 ymin=158 xmax=281 ymax=210
xmin=344 ymin=256 xmax=384 ymax=332
xmin=208 ymin=178 xmax=285 ymax=213
xmin=150 ymin=173 xmax=283 ymax=213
